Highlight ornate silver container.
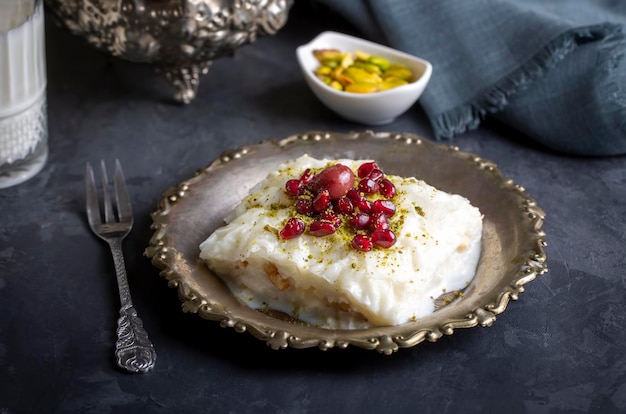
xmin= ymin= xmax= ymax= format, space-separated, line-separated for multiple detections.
xmin=46 ymin=0 xmax=293 ymax=103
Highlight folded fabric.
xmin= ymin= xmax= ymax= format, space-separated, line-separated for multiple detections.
xmin=312 ymin=0 xmax=626 ymax=156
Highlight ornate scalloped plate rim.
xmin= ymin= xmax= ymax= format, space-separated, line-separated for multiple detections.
xmin=145 ymin=131 xmax=548 ymax=354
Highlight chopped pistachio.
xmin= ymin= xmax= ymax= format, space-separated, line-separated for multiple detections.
xmin=344 ymin=67 xmax=382 ymax=84
xmin=384 ymin=64 xmax=413 ymax=81
xmin=312 ymin=49 xmax=414 ymax=94
xmin=352 ymin=60 xmax=383 ymax=75
xmin=315 ymin=65 xmax=332 ymax=76
xmin=328 ymin=80 xmax=344 ymax=91
xmin=340 ymin=53 xmax=354 ymax=68
xmin=378 ymin=77 xmax=409 ymax=91
xmin=345 ymin=83 xmax=378 ymax=93
xmin=368 ymin=55 xmax=391 ymax=71
xmin=313 ymin=49 xmax=344 ymax=62
xmin=354 ymin=49 xmax=371 ymax=61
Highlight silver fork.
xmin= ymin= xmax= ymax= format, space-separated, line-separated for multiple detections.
xmin=86 ymin=160 xmax=156 ymax=374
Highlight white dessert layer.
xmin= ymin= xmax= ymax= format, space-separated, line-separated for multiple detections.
xmin=200 ymin=155 xmax=483 ymax=329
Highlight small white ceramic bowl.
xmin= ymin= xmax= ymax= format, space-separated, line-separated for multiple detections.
xmin=296 ymin=31 xmax=433 ymax=125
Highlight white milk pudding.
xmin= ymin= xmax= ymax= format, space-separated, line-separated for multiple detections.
xmin=200 ymin=155 xmax=483 ymax=329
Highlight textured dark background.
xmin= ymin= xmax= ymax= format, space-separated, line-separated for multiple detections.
xmin=1 ymin=2 xmax=625 ymax=413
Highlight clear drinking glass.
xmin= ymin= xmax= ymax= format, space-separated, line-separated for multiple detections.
xmin=0 ymin=0 xmax=48 ymax=189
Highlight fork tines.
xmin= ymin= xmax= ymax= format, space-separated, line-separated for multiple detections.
xmin=85 ymin=160 xmax=133 ymax=228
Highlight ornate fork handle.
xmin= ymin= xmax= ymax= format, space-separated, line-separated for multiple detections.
xmin=108 ymin=237 xmax=156 ymax=373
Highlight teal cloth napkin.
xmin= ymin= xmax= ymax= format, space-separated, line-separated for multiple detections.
xmin=313 ymin=0 xmax=626 ymax=156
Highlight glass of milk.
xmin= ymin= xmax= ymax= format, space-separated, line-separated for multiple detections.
xmin=0 ymin=0 xmax=48 ymax=189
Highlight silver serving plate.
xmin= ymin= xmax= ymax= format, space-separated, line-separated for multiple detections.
xmin=145 ymin=131 xmax=548 ymax=354
xmin=46 ymin=0 xmax=293 ymax=103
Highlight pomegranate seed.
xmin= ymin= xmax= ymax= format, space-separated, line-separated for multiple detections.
xmin=372 ymin=199 xmax=396 ymax=217
xmin=308 ymin=220 xmax=337 ymax=237
xmin=346 ymin=189 xmax=362 ymax=204
xmin=280 ymin=217 xmax=305 ymax=239
xmin=295 ymin=198 xmax=314 ymax=215
xmin=313 ymin=189 xmax=331 ymax=212
xmin=370 ymin=212 xmax=390 ymax=231
xmin=356 ymin=198 xmax=372 ymax=213
xmin=351 ymin=234 xmax=373 ymax=252
xmin=367 ymin=168 xmax=384 ymax=182
xmin=285 ymin=179 xmax=300 ymax=196
xmin=379 ymin=178 xmax=396 ymax=198
xmin=357 ymin=162 xmax=379 ymax=178
xmin=321 ymin=212 xmax=342 ymax=227
xmin=358 ymin=178 xmax=380 ymax=194
xmin=281 ymin=162 xmax=398 ymax=252
xmin=371 ymin=229 xmax=396 ymax=248
xmin=300 ymin=168 xmax=314 ymax=185
xmin=335 ymin=196 xmax=354 ymax=215
xmin=310 ymin=164 xmax=355 ymax=200
xmin=349 ymin=212 xmax=371 ymax=230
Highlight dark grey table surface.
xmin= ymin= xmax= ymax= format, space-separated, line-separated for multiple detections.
xmin=2 ymin=3 xmax=625 ymax=413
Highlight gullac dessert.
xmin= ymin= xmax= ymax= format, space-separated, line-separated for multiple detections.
xmin=200 ymin=155 xmax=483 ymax=329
